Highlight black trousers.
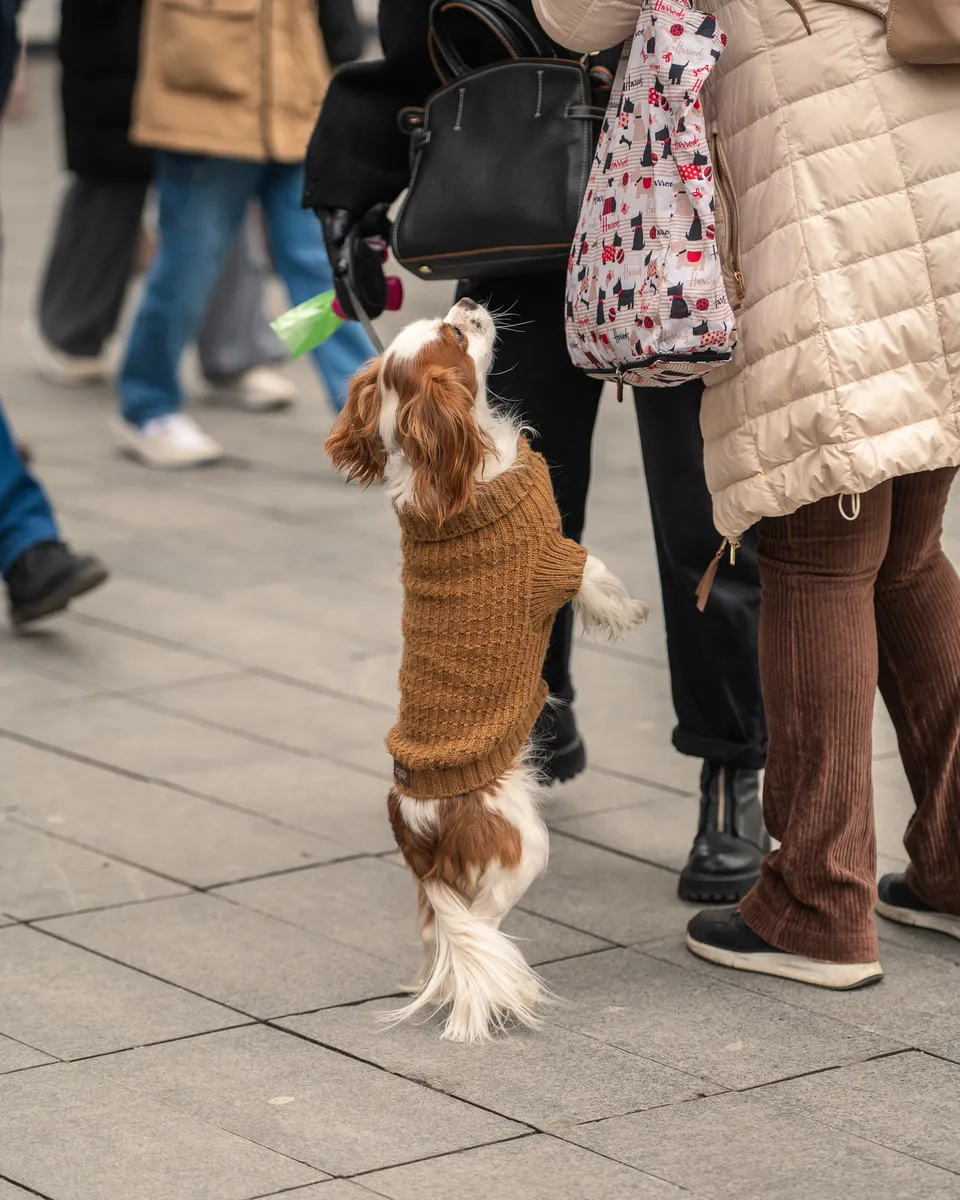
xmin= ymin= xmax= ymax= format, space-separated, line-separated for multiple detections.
xmin=460 ymin=273 xmax=767 ymax=770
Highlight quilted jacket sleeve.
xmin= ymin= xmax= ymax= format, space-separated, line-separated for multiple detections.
xmin=533 ymin=0 xmax=640 ymax=52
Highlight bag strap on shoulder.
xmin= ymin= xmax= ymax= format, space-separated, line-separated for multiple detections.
xmin=428 ymin=0 xmax=557 ymax=83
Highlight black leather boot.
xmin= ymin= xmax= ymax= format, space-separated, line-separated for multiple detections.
xmin=678 ymin=762 xmax=769 ymax=903
xmin=533 ymin=700 xmax=587 ymax=784
xmin=6 ymin=541 xmax=109 ymax=628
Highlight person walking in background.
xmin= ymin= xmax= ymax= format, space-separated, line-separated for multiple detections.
xmin=113 ymin=0 xmax=375 ymax=469
xmin=0 ymin=0 xmax=108 ymax=627
xmin=32 ymin=0 xmax=297 ymax=413
xmin=0 ymin=407 xmax=108 ymax=627
xmin=536 ymin=0 xmax=960 ymax=987
xmin=304 ymin=0 xmax=769 ymax=905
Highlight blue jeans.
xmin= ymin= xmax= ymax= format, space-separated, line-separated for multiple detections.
xmin=119 ymin=155 xmax=374 ymax=425
xmin=0 ymin=402 xmax=58 ymax=576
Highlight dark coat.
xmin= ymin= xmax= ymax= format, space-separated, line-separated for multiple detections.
xmin=302 ymin=0 xmax=615 ymax=215
xmin=0 ymin=0 xmax=20 ymax=116
xmin=59 ymin=0 xmax=153 ymax=183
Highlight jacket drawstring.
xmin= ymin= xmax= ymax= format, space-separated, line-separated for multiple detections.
xmin=839 ymin=493 xmax=861 ymax=521
xmin=784 ymin=0 xmax=812 ymax=35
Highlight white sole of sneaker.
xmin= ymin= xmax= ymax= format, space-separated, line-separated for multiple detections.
xmin=875 ymin=900 xmax=960 ymax=942
xmin=109 ymin=418 xmax=223 ymax=469
xmin=685 ymin=933 xmax=883 ymax=990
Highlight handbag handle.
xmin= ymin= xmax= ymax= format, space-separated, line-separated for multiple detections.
xmin=428 ymin=0 xmax=557 ymax=83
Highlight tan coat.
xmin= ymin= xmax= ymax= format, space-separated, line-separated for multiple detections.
xmin=132 ymin=0 xmax=330 ymax=163
xmin=535 ymin=0 xmax=960 ymax=537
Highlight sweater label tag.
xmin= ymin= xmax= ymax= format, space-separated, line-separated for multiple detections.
xmin=393 ymin=760 xmax=411 ymax=788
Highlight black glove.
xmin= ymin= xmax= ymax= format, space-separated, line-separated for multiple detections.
xmin=318 ymin=204 xmax=391 ymax=321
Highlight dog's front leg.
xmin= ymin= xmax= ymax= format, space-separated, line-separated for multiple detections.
xmin=573 ymin=555 xmax=648 ymax=641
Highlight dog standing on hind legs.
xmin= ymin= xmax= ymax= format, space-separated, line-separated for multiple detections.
xmin=326 ymin=299 xmax=647 ymax=1041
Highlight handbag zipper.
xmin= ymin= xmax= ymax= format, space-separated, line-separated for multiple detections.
xmin=712 ymin=133 xmax=745 ymax=304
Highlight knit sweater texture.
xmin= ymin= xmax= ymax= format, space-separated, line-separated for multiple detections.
xmin=388 ymin=439 xmax=587 ymax=799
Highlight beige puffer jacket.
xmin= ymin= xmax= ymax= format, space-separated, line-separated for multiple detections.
xmin=535 ymin=0 xmax=960 ymax=537
xmin=133 ymin=0 xmax=330 ymax=163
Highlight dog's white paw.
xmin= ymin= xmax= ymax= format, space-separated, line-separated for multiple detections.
xmin=574 ymin=555 xmax=649 ymax=642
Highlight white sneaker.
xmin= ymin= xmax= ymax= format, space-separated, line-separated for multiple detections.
xmin=110 ymin=413 xmax=223 ymax=468
xmin=202 ymin=365 xmax=297 ymax=411
xmin=27 ymin=322 xmax=111 ymax=387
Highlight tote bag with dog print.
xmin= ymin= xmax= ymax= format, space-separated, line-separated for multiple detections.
xmin=565 ymin=0 xmax=735 ymax=389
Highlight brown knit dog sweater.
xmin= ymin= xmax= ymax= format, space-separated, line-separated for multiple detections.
xmin=387 ymin=439 xmax=587 ymax=799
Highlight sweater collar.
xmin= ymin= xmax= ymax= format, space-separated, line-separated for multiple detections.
xmin=395 ymin=438 xmax=539 ymax=542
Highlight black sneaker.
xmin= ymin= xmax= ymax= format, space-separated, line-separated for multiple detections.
xmin=876 ymin=873 xmax=960 ymax=942
xmin=533 ymin=700 xmax=586 ymax=784
xmin=678 ymin=763 xmax=770 ymax=903
xmin=6 ymin=541 xmax=109 ymax=628
xmin=686 ymin=907 xmax=883 ymax=989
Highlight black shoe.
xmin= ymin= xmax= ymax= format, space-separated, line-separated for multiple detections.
xmin=876 ymin=873 xmax=960 ymax=942
xmin=686 ymin=907 xmax=884 ymax=989
xmin=533 ymin=700 xmax=586 ymax=785
xmin=6 ymin=541 xmax=109 ymax=628
xmin=678 ymin=763 xmax=770 ymax=903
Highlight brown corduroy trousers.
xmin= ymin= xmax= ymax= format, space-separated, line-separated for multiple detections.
xmin=739 ymin=467 xmax=960 ymax=963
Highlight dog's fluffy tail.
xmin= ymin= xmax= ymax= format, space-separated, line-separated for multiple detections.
xmin=381 ymin=881 xmax=546 ymax=1043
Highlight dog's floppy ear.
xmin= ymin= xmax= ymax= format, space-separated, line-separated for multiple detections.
xmin=396 ymin=364 xmax=491 ymax=526
xmin=325 ymin=357 xmax=387 ymax=485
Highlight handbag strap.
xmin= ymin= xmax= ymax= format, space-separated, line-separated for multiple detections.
xmin=428 ymin=0 xmax=557 ymax=83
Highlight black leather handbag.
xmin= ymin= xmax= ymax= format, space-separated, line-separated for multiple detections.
xmin=391 ymin=0 xmax=608 ymax=281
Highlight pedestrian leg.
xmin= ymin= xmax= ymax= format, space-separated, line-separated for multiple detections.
xmin=196 ymin=207 xmax=288 ymax=381
xmin=37 ymin=177 xmax=147 ymax=358
xmin=874 ymin=468 xmax=960 ymax=913
xmin=118 ymin=153 xmax=256 ymax=428
xmin=259 ymin=163 xmax=373 ymax=412
xmin=0 ymin=401 xmax=58 ymax=575
xmin=739 ymin=486 xmax=891 ymax=963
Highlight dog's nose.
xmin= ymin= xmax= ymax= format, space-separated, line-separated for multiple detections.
xmin=456 ymin=297 xmax=479 ymax=311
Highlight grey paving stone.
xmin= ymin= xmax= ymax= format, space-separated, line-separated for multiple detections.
xmin=94 ymin=1024 xmax=525 ymax=1176
xmin=764 ymin=1050 xmax=960 ymax=1174
xmin=546 ymin=762 xmax=692 ymax=824
xmin=0 ymin=1062 xmax=325 ymax=1200
xmin=0 ymin=924 xmax=242 ymax=1058
xmin=0 ymin=664 xmax=93 ymax=720
xmin=3 ymin=739 xmax=342 ymax=888
xmin=550 ymin=781 xmax=699 ymax=873
xmin=872 ymin=748 xmax=918 ymax=862
xmin=252 ymin=1186 xmax=372 ymax=1200
xmin=221 ymin=857 xmax=609 ymax=981
xmin=283 ymin=999 xmax=722 ymax=1130
xmin=0 ymin=818 xmax=181 ymax=918
xmin=360 ymin=1135 xmax=702 ymax=1200
xmin=875 ymin=908 xmax=960 ymax=962
xmin=641 ymin=933 xmax=960 ymax=1053
xmin=42 ymin=893 xmax=402 ymax=1017
xmin=570 ymin=648 xmax=696 ymax=794
xmin=73 ymin=574 xmax=401 ymax=708
xmin=521 ymin=834 xmax=688 ymax=945
xmin=140 ymin=672 xmax=390 ymax=769
xmin=0 ymin=1182 xmax=41 ymax=1200
xmin=167 ymin=753 xmax=396 ymax=855
xmin=1 ymin=694 xmax=280 ymax=777
xmin=0 ymin=1033 xmax=54 ymax=1074
xmin=567 ymin=1088 xmax=960 ymax=1200
xmin=1 ymin=617 xmax=223 ymax=692
xmin=540 ymin=948 xmax=898 ymax=1090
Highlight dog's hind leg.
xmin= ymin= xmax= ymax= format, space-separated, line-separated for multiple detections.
xmin=383 ymin=764 xmax=550 ymax=1043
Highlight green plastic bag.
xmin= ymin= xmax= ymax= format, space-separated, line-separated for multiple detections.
xmin=270 ymin=290 xmax=342 ymax=359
